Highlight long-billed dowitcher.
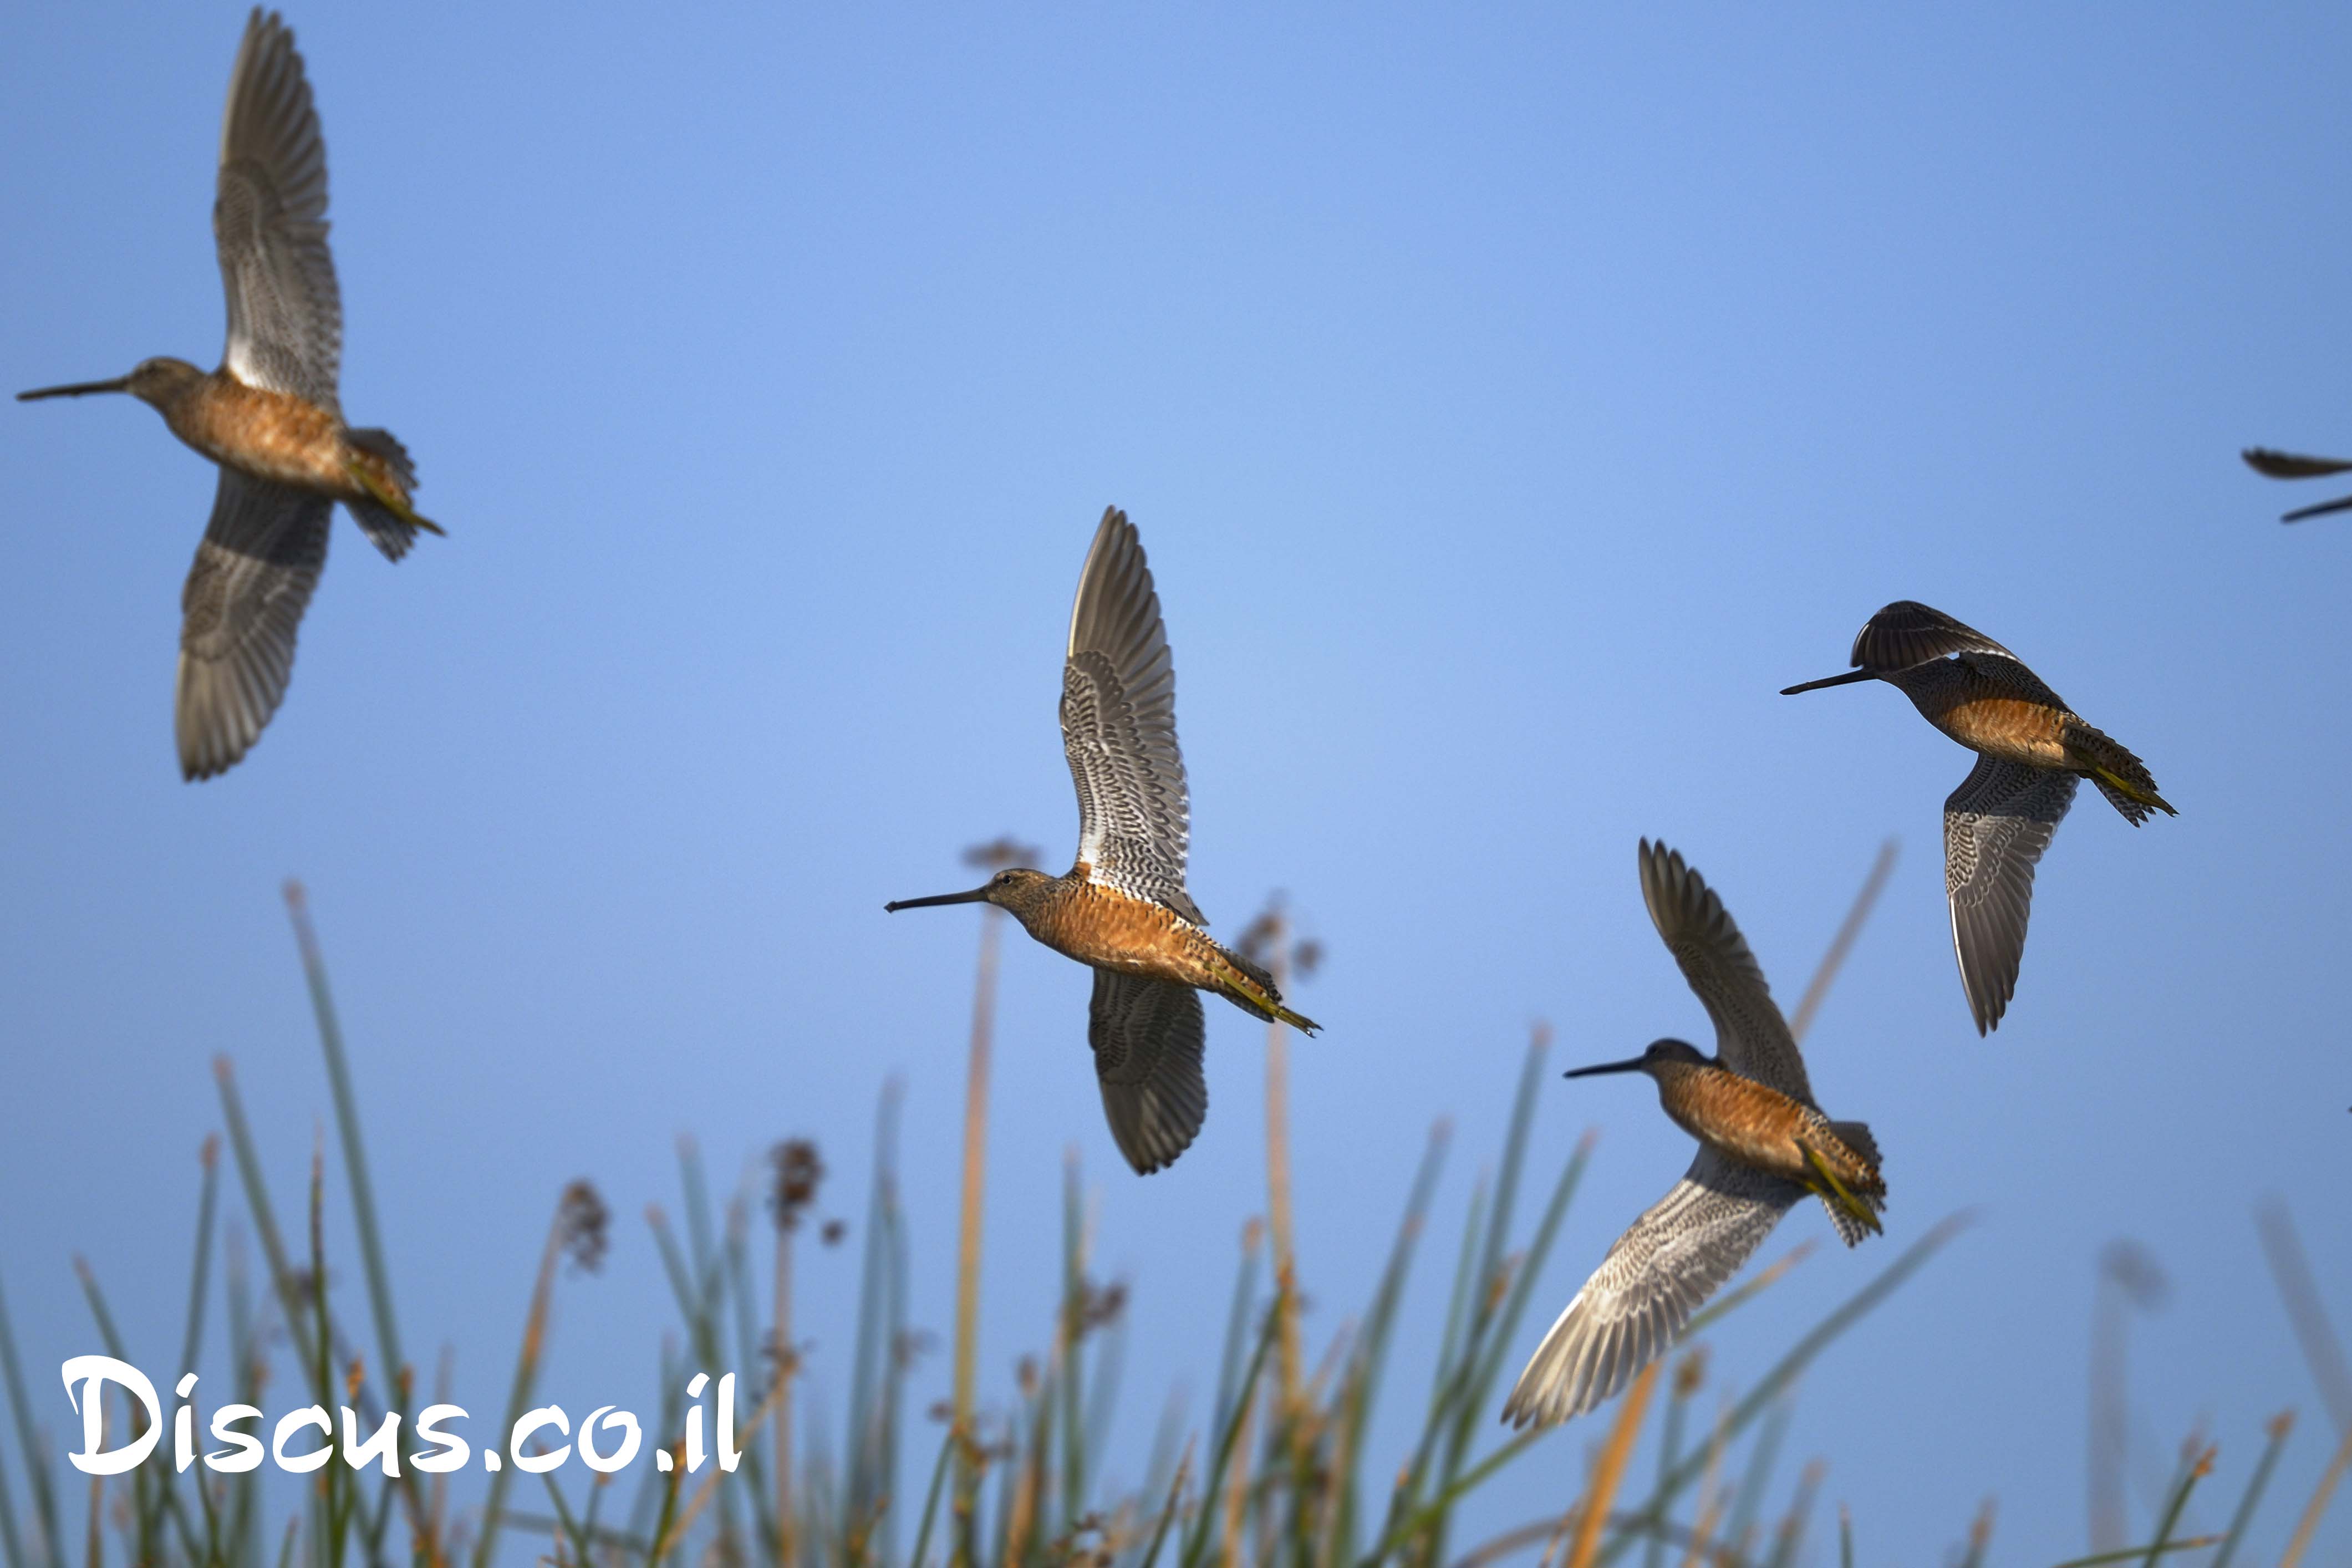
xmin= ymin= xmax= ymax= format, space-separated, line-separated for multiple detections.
xmin=1780 ymin=600 xmax=2173 ymax=1035
xmin=18 ymin=9 xmax=439 ymax=781
xmin=2243 ymin=446 xmax=2352 ymax=522
xmin=1503 ymin=841 xmax=1885 ymax=1428
xmin=885 ymin=508 xmax=1318 ymax=1175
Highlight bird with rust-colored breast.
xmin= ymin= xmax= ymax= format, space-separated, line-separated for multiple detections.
xmin=19 ymin=9 xmax=440 ymax=781
xmin=1781 ymin=601 xmax=2173 ymax=1035
xmin=2243 ymin=445 xmax=2352 ymax=523
xmin=885 ymin=507 xmax=1318 ymax=1175
xmin=1503 ymin=841 xmax=1886 ymax=1428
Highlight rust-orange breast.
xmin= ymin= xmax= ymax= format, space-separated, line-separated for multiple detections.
xmin=1924 ymin=693 xmax=2070 ymax=767
xmin=1027 ymin=877 xmax=1218 ymax=987
xmin=175 ymin=376 xmax=353 ymax=494
xmin=1656 ymin=1064 xmax=1881 ymax=1195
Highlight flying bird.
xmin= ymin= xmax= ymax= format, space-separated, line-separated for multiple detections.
xmin=1781 ymin=600 xmax=2173 ymax=1034
xmin=1503 ymin=841 xmax=1885 ymax=1428
xmin=19 ymin=8 xmax=439 ymax=780
xmin=885 ymin=507 xmax=1317 ymax=1174
xmin=2243 ymin=447 xmax=2352 ymax=523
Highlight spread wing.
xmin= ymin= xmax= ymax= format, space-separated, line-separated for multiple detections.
xmin=1087 ymin=971 xmax=1207 ymax=1175
xmin=1502 ymin=1148 xmax=1800 ymax=1428
xmin=216 ymin=8 xmax=341 ymax=411
xmin=1944 ymin=757 xmax=2078 ymax=1035
xmin=2242 ymin=447 xmax=2352 ymax=479
xmin=1850 ymin=601 xmax=2016 ymax=674
xmin=1640 ymin=839 xmax=1814 ymax=1104
xmin=1061 ymin=508 xmax=1202 ymax=923
xmin=177 ymin=469 xmax=332 ymax=780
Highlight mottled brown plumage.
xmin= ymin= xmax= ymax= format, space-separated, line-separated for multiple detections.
xmin=1646 ymin=1055 xmax=1882 ymax=1204
xmin=946 ymin=866 xmax=1301 ymax=1026
xmin=1867 ymin=651 xmax=2166 ymax=821
xmin=86 ymin=358 xmax=427 ymax=520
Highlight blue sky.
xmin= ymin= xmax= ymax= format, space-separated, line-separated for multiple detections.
xmin=2 ymin=4 xmax=2348 ymax=1560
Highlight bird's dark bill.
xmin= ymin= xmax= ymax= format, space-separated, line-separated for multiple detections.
xmin=883 ymin=884 xmax=992 ymax=912
xmin=17 ymin=377 xmax=131 ymax=401
xmin=1563 ymin=1055 xmax=1651 ymax=1079
xmin=1779 ymin=668 xmax=1875 ymax=695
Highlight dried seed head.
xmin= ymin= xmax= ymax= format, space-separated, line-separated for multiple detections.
xmin=2098 ymin=1239 xmax=2168 ymax=1310
xmin=965 ymin=836 xmax=1042 ymax=872
xmin=1081 ymin=1281 xmax=1128 ymax=1333
xmin=559 ymin=1180 xmax=610 ymax=1274
xmin=1672 ymin=1345 xmax=1709 ymax=1398
xmin=821 ymin=1220 xmax=847 ymax=1247
xmin=1238 ymin=904 xmax=1283 ymax=965
xmin=768 ymin=1140 xmax=825 ymax=1232
xmin=1293 ymin=939 xmax=1323 ymax=979
xmin=1017 ymin=1356 xmax=1040 ymax=1398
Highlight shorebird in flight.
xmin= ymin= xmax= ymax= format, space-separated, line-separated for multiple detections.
xmin=886 ymin=507 xmax=1317 ymax=1174
xmin=19 ymin=9 xmax=439 ymax=779
xmin=1781 ymin=600 xmax=2172 ymax=1034
xmin=1503 ymin=841 xmax=1885 ymax=1428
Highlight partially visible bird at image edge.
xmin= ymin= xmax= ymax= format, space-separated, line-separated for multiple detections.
xmin=1502 ymin=839 xmax=1886 ymax=1429
xmin=884 ymin=507 xmax=1318 ymax=1177
xmin=17 ymin=8 xmax=440 ymax=781
xmin=1781 ymin=600 xmax=2172 ymax=1035
xmin=2243 ymin=445 xmax=2352 ymax=522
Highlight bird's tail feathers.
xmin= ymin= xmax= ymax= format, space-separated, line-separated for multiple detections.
xmin=1207 ymin=949 xmax=1320 ymax=1034
xmin=1827 ymin=1118 xmax=1881 ymax=1172
xmin=343 ymin=431 xmax=442 ymax=563
xmin=1795 ymin=1138 xmax=1883 ymax=1246
xmin=2065 ymin=723 xmax=2173 ymax=823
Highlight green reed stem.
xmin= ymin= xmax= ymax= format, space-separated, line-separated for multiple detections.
xmin=2212 ymin=1414 xmax=2294 ymax=1568
xmin=0 ymin=1270 xmax=62 ymax=1568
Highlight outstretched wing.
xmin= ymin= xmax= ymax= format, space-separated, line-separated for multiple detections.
xmin=1943 ymin=756 xmax=2078 ymax=1034
xmin=1944 ymin=757 xmax=2078 ymax=1034
xmin=1850 ymin=601 xmax=2016 ymax=674
xmin=1502 ymin=1148 xmax=1800 ymax=1428
xmin=2242 ymin=447 xmax=2352 ymax=479
xmin=1640 ymin=839 xmax=1813 ymax=1104
xmin=216 ymin=8 xmax=341 ymax=411
xmin=177 ymin=469 xmax=332 ymax=780
xmin=1061 ymin=508 xmax=1202 ymax=923
xmin=1087 ymin=971 xmax=1208 ymax=1175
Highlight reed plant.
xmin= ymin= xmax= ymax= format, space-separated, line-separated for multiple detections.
xmin=0 ymin=866 xmax=2340 ymax=1568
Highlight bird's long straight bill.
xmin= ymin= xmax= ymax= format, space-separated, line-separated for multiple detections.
xmin=1563 ymin=1055 xmax=1651 ymax=1080
xmin=17 ymin=377 xmax=131 ymax=401
xmin=883 ymin=884 xmax=992 ymax=913
xmin=1779 ymin=668 xmax=1876 ymax=696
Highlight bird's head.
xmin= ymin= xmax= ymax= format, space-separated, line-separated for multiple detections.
xmin=884 ymin=866 xmax=1054 ymax=916
xmin=18 ymin=356 xmax=203 ymax=411
xmin=1563 ymin=1037 xmax=1708 ymax=1082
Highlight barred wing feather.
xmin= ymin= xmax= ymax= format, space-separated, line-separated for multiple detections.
xmin=1087 ymin=971 xmax=1208 ymax=1175
xmin=1061 ymin=508 xmax=1203 ymax=923
xmin=1503 ymin=1149 xmax=1800 ymax=1428
xmin=177 ymin=469 xmax=330 ymax=780
xmin=216 ymin=8 xmax=342 ymax=411
xmin=1944 ymin=757 xmax=2078 ymax=1034
xmin=1638 ymin=840 xmax=1814 ymax=1105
